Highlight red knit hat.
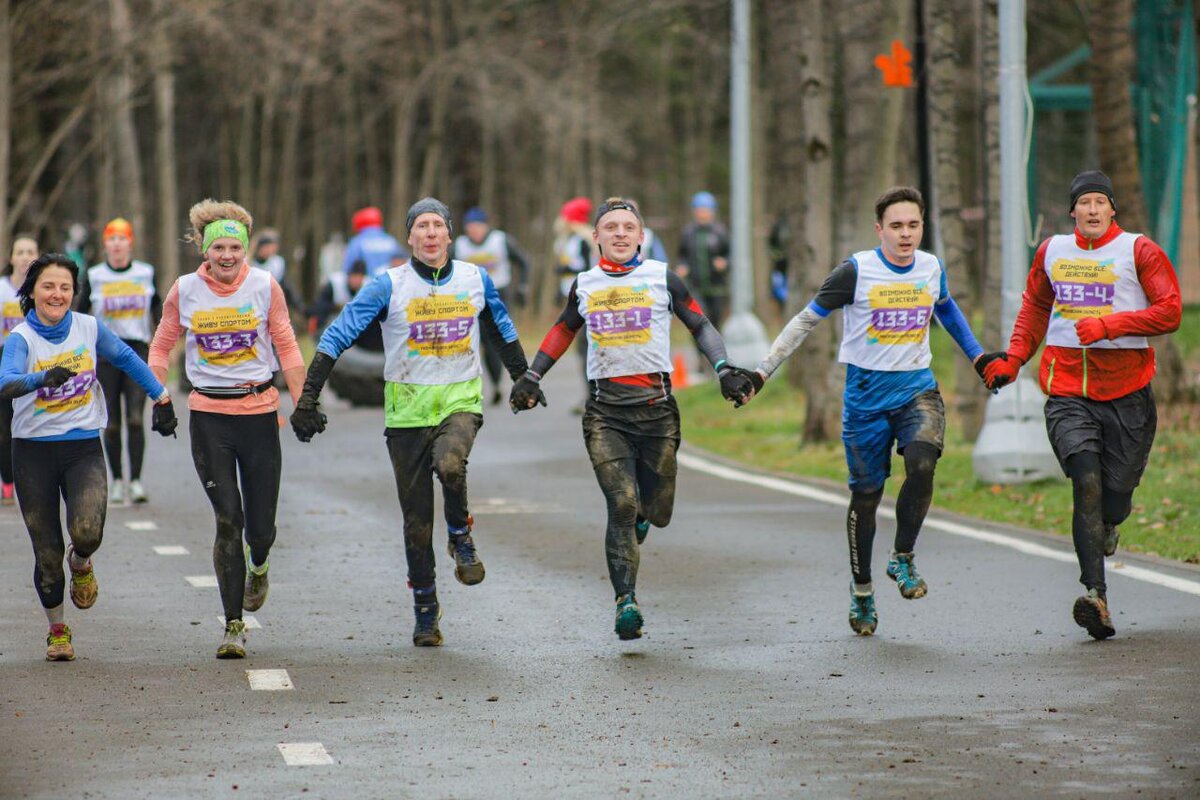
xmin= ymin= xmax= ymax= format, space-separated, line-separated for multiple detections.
xmin=352 ymin=206 xmax=383 ymax=233
xmin=559 ymin=197 xmax=593 ymax=225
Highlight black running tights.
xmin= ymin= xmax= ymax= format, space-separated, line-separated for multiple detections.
xmin=1066 ymin=452 xmax=1134 ymax=598
xmin=14 ymin=437 xmax=108 ymax=608
xmin=847 ymin=442 xmax=939 ymax=585
xmin=190 ymin=411 xmax=281 ymax=622
xmin=99 ymin=340 xmax=149 ymax=480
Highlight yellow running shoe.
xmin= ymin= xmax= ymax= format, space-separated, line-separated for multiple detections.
xmin=66 ymin=544 xmax=98 ymax=609
xmin=217 ymin=619 xmax=247 ymax=659
xmin=45 ymin=623 xmax=75 ymax=661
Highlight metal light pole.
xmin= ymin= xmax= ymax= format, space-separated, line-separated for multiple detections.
xmin=722 ymin=0 xmax=771 ymax=366
xmin=972 ymin=0 xmax=1059 ymax=484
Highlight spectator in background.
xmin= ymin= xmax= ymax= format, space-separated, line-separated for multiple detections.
xmin=343 ymin=206 xmax=406 ymax=277
xmin=676 ymin=191 xmax=731 ymax=325
xmin=250 ymin=229 xmax=300 ymax=311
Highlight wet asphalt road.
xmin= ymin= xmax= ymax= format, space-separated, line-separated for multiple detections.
xmin=1 ymin=364 xmax=1198 ymax=799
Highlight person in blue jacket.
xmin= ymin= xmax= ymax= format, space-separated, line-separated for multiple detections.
xmin=343 ymin=206 xmax=407 ymax=277
xmin=0 ymin=254 xmax=176 ymax=661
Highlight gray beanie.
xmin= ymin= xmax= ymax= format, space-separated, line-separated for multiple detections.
xmin=406 ymin=197 xmax=453 ymax=234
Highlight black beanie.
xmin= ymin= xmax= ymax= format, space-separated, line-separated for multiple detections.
xmin=1069 ymin=170 xmax=1116 ymax=212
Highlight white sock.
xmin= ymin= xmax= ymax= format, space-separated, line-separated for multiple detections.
xmin=67 ymin=548 xmax=89 ymax=571
xmin=44 ymin=604 xmax=64 ymax=625
xmin=853 ymin=581 xmax=874 ymax=596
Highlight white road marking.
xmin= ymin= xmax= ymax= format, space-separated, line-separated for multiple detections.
xmin=472 ymin=496 xmax=561 ymax=515
xmin=277 ymin=742 xmax=333 ymax=766
xmin=185 ymin=575 xmax=218 ymax=588
xmin=677 ymin=449 xmax=1200 ymax=597
xmin=218 ymin=615 xmax=261 ymax=629
xmin=247 ymin=669 xmax=293 ymax=691
xmin=152 ymin=545 xmax=189 ymax=555
xmin=126 ymin=520 xmax=159 ymax=531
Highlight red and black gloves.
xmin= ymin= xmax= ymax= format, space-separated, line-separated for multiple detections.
xmin=978 ymin=352 xmax=1022 ymax=391
xmin=1074 ymin=317 xmax=1109 ymax=346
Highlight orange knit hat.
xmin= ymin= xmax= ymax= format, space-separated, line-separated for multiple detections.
xmin=103 ymin=217 xmax=134 ymax=242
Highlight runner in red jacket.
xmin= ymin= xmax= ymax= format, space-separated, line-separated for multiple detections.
xmin=980 ymin=170 xmax=1182 ymax=640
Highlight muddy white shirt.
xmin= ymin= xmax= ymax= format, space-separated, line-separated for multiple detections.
xmin=382 ymin=261 xmax=486 ymax=386
xmin=86 ymin=261 xmax=156 ymax=342
xmin=177 ymin=268 xmax=275 ymax=388
xmin=575 ymin=259 xmax=674 ymax=380
xmin=838 ymin=248 xmax=942 ymax=372
xmin=1042 ymin=231 xmax=1149 ymax=349
xmin=10 ymin=314 xmax=105 ymax=438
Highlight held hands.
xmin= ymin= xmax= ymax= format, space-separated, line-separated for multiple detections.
xmin=717 ymin=364 xmax=757 ymax=407
xmin=42 ymin=366 xmax=77 ymax=389
xmin=979 ymin=352 xmax=1021 ymax=391
xmin=509 ymin=372 xmax=547 ymax=414
xmin=1074 ymin=317 xmax=1109 ymax=346
xmin=290 ymin=396 xmax=328 ymax=443
xmin=151 ymin=399 xmax=178 ymax=438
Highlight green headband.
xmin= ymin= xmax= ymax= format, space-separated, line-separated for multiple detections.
xmin=202 ymin=219 xmax=249 ymax=253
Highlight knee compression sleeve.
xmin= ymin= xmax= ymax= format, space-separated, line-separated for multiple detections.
xmin=895 ymin=442 xmax=938 ymax=553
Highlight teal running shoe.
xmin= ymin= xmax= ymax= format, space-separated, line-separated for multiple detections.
xmin=635 ymin=519 xmax=651 ymax=545
xmin=614 ymin=593 xmax=644 ymax=640
xmin=848 ymin=584 xmax=877 ymax=636
xmin=886 ymin=551 xmax=928 ymax=599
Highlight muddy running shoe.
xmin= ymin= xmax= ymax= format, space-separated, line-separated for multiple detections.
xmin=1103 ymin=524 xmax=1120 ymax=557
xmin=614 ymin=593 xmax=644 ymax=640
xmin=108 ymin=480 xmax=127 ymax=506
xmin=448 ymin=523 xmax=485 ymax=586
xmin=886 ymin=551 xmax=928 ymax=599
xmin=45 ymin=623 xmax=75 ymax=661
xmin=66 ymin=543 xmax=98 ymax=610
xmin=1 ymin=482 xmax=14 ymax=506
xmin=635 ymin=519 xmax=651 ymax=545
xmin=848 ymin=584 xmax=877 ymax=636
xmin=243 ymin=544 xmax=269 ymax=611
xmin=1072 ymin=589 xmax=1115 ymax=640
xmin=128 ymin=479 xmax=148 ymax=504
xmin=413 ymin=602 xmax=443 ymax=647
xmin=217 ymin=619 xmax=247 ymax=658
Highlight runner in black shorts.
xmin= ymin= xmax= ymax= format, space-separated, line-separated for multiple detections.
xmin=982 ymin=170 xmax=1181 ymax=640
xmin=511 ymin=197 xmax=755 ymax=640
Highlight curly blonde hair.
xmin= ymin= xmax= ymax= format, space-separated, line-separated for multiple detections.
xmin=185 ymin=199 xmax=253 ymax=251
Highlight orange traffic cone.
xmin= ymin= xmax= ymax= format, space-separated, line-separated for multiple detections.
xmin=671 ymin=352 xmax=690 ymax=388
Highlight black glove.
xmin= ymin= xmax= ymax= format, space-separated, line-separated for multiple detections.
xmin=509 ymin=372 xmax=547 ymax=413
xmin=151 ymin=400 xmax=178 ymax=438
xmin=42 ymin=366 xmax=76 ymax=389
xmin=748 ymin=369 xmax=765 ymax=395
xmin=290 ymin=397 xmax=327 ymax=443
xmin=718 ymin=364 xmax=755 ymax=405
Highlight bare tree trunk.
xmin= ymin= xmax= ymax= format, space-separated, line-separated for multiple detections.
xmin=928 ymin=0 xmax=985 ymax=439
xmin=256 ymin=69 xmax=280 ymax=222
xmin=0 ymin=0 xmax=10 ymax=260
xmin=1085 ymin=0 xmax=1185 ymax=402
xmin=237 ymin=98 xmax=255 ymax=210
xmin=151 ymin=0 xmax=180 ymax=288
xmin=771 ymin=0 xmax=841 ymax=441
xmin=108 ymin=0 xmax=145 ymax=239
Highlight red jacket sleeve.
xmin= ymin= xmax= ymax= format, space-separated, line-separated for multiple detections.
xmin=1006 ymin=239 xmax=1054 ymax=364
xmin=1099 ymin=236 xmax=1183 ymax=339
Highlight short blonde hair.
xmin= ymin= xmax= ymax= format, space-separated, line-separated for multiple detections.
xmin=185 ymin=199 xmax=253 ymax=251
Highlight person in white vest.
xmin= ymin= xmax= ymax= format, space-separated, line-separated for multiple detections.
xmin=292 ymin=197 xmax=531 ymax=648
xmin=76 ymin=218 xmax=161 ymax=505
xmin=453 ymin=207 xmax=531 ymax=405
xmin=980 ymin=170 xmax=1182 ymax=640
xmin=0 ymin=234 xmax=39 ymax=505
xmin=149 ymin=199 xmax=306 ymax=659
xmin=745 ymin=186 xmax=990 ymax=637
xmin=0 ymin=253 xmax=174 ymax=661
xmin=510 ymin=197 xmax=757 ymax=641
xmin=307 ymin=259 xmax=370 ymax=335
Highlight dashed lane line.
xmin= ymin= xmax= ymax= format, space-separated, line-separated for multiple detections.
xmin=152 ymin=545 xmax=189 ymax=555
xmin=126 ymin=520 xmax=159 ymax=531
xmin=247 ymin=669 xmax=293 ymax=691
xmin=677 ymin=449 xmax=1200 ymax=598
xmin=277 ymin=742 xmax=334 ymax=766
xmin=185 ymin=575 xmax=218 ymax=588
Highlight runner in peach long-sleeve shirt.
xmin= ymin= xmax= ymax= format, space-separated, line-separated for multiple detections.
xmin=148 ymin=198 xmax=306 ymax=660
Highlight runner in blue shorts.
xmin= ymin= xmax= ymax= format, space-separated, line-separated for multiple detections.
xmin=743 ymin=187 xmax=994 ymax=635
